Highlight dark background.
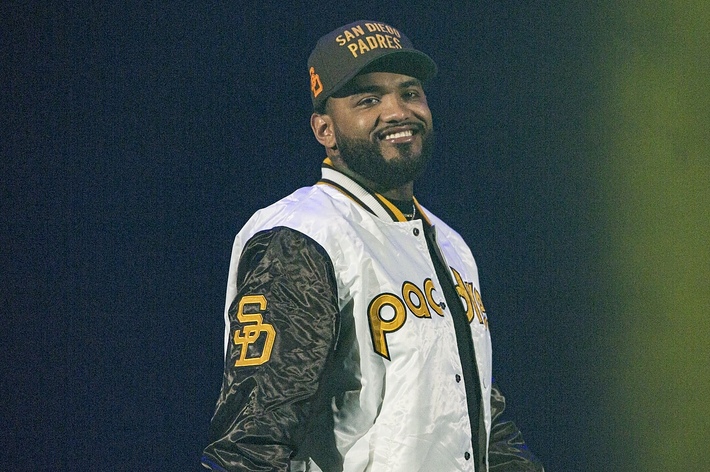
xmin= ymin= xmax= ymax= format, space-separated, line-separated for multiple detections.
xmin=2 ymin=2 xmax=613 ymax=470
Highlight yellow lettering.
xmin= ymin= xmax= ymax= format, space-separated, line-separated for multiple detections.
xmin=424 ymin=278 xmax=444 ymax=316
xmin=335 ymin=34 xmax=346 ymax=46
xmin=368 ymin=293 xmax=407 ymax=359
xmin=464 ymin=281 xmax=483 ymax=324
xmin=347 ymin=43 xmax=358 ymax=57
xmin=366 ymin=35 xmax=379 ymax=50
xmin=367 ymin=273 xmax=485 ymax=360
xmin=392 ymin=37 xmax=402 ymax=48
xmin=357 ymin=38 xmax=370 ymax=55
xmin=473 ymin=289 xmax=488 ymax=327
xmin=403 ymin=281 xmax=431 ymax=318
xmin=364 ymin=23 xmax=400 ymax=37
xmin=376 ymin=34 xmax=387 ymax=48
xmin=451 ymin=268 xmax=475 ymax=323
xmin=351 ymin=25 xmax=364 ymax=37
xmin=232 ymin=295 xmax=276 ymax=367
xmin=343 ymin=30 xmax=355 ymax=42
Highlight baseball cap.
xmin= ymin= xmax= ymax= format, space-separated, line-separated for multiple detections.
xmin=308 ymin=20 xmax=437 ymax=110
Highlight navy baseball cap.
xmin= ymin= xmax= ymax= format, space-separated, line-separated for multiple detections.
xmin=308 ymin=20 xmax=437 ymax=110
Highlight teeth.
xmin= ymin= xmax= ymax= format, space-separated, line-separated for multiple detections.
xmin=384 ymin=130 xmax=413 ymax=140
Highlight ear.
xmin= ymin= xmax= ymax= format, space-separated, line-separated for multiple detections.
xmin=310 ymin=112 xmax=337 ymax=150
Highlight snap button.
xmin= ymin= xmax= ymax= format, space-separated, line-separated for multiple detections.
xmin=413 ymin=228 xmax=420 ymax=236
xmin=440 ymin=302 xmax=446 ymax=310
xmin=455 ymin=374 xmax=461 ymax=383
xmin=464 ymin=452 xmax=471 ymax=460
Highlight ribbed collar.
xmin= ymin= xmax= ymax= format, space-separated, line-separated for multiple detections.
xmin=317 ymin=158 xmax=430 ymax=224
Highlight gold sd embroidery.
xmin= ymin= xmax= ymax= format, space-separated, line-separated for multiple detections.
xmin=233 ymin=294 xmax=276 ymax=367
xmin=310 ymin=67 xmax=323 ymax=98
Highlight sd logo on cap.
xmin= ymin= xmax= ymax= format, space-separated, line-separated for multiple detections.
xmin=307 ymin=20 xmax=437 ymax=111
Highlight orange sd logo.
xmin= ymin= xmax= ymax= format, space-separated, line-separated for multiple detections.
xmin=232 ymin=295 xmax=276 ymax=367
xmin=310 ymin=67 xmax=323 ymax=98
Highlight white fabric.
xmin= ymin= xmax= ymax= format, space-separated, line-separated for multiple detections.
xmin=223 ymin=167 xmax=492 ymax=472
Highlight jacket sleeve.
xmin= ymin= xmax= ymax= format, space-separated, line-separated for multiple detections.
xmin=488 ymin=381 xmax=545 ymax=471
xmin=202 ymin=227 xmax=340 ymax=472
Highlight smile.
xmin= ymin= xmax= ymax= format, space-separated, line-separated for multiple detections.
xmin=383 ymin=130 xmax=414 ymax=140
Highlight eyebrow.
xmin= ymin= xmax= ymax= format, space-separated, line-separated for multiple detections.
xmin=349 ymin=79 xmax=422 ymax=96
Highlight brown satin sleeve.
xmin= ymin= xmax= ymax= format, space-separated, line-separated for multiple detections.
xmin=202 ymin=227 xmax=340 ymax=472
xmin=488 ymin=381 xmax=546 ymax=471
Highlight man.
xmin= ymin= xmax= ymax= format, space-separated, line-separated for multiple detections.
xmin=202 ymin=20 xmax=544 ymax=472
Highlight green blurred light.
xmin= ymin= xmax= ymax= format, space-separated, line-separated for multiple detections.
xmin=601 ymin=2 xmax=710 ymax=470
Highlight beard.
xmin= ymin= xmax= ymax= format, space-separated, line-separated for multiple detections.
xmin=334 ymin=129 xmax=435 ymax=191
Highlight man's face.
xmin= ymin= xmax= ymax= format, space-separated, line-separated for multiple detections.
xmin=325 ymin=72 xmax=434 ymax=190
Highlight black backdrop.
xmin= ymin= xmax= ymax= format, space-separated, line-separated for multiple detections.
xmin=2 ymin=2 xmax=613 ymax=470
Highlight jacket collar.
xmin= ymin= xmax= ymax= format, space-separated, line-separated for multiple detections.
xmin=317 ymin=158 xmax=430 ymax=224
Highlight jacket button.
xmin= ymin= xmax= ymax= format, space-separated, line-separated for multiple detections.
xmin=413 ymin=228 xmax=420 ymax=236
xmin=455 ymin=374 xmax=461 ymax=383
xmin=464 ymin=452 xmax=471 ymax=460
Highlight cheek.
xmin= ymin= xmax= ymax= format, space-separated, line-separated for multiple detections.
xmin=355 ymin=114 xmax=375 ymax=130
xmin=348 ymin=117 xmax=376 ymax=141
xmin=415 ymin=106 xmax=433 ymax=128
xmin=334 ymin=113 xmax=373 ymax=139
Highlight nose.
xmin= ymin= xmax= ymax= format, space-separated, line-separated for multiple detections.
xmin=379 ymin=94 xmax=410 ymax=122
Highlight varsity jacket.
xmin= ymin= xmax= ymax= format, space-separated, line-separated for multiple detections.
xmin=202 ymin=159 xmax=544 ymax=472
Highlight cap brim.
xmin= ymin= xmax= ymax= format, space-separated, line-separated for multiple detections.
xmin=322 ymin=50 xmax=437 ymax=104
xmin=360 ymin=50 xmax=437 ymax=82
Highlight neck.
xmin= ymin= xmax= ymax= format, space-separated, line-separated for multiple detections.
xmin=380 ymin=183 xmax=414 ymax=201
xmin=329 ymin=155 xmax=414 ymax=200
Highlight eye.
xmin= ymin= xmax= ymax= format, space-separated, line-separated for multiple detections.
xmin=403 ymin=89 xmax=422 ymax=100
xmin=356 ymin=96 xmax=380 ymax=107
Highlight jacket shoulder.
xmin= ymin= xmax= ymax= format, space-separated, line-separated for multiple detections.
xmin=245 ymin=184 xmax=348 ymax=233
